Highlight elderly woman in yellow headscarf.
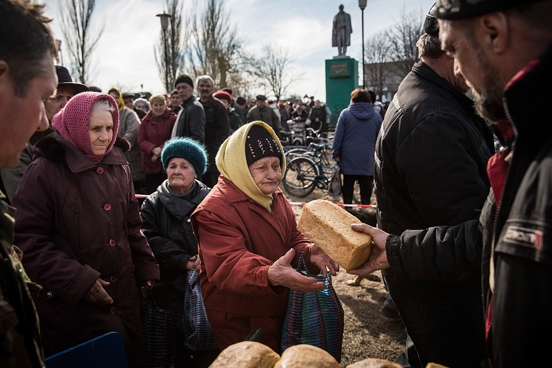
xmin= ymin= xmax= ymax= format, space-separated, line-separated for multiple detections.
xmin=191 ymin=122 xmax=338 ymax=352
xmin=108 ymin=88 xmax=145 ymax=191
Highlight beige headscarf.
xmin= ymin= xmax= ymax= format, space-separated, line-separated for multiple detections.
xmin=216 ymin=121 xmax=285 ymax=213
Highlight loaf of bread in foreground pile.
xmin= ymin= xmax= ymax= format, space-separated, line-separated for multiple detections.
xmin=275 ymin=344 xmax=340 ymax=368
xmin=297 ymin=200 xmax=372 ymax=271
xmin=346 ymin=358 xmax=404 ymax=367
xmin=208 ymin=341 xmax=280 ymax=368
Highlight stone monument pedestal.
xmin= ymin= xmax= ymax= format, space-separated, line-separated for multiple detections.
xmin=325 ymin=57 xmax=358 ymax=126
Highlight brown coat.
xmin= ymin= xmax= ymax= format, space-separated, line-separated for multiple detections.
xmin=13 ymin=133 xmax=159 ymax=367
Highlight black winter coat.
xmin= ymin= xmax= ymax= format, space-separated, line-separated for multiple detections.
xmin=140 ymin=180 xmax=210 ymax=313
xmin=375 ymin=61 xmax=494 ymax=289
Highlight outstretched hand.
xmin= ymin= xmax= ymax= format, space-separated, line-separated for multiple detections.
xmin=348 ymin=224 xmax=390 ymax=277
xmin=268 ymin=249 xmax=326 ymax=293
xmin=309 ymin=244 xmax=339 ymax=278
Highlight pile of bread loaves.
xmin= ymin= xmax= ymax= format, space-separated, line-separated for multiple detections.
xmin=208 ymin=341 xmax=449 ymax=367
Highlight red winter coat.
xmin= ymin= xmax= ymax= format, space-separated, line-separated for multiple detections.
xmin=191 ymin=176 xmax=317 ymax=351
xmin=137 ymin=109 xmax=176 ymax=174
xmin=13 ymin=133 xmax=159 ymax=367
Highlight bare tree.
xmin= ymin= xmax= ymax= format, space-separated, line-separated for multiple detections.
xmin=364 ymin=31 xmax=392 ymax=100
xmin=155 ymin=0 xmax=187 ymax=93
xmin=386 ymin=7 xmax=424 ymax=78
xmin=186 ymin=0 xmax=245 ymax=88
xmin=59 ymin=0 xmax=104 ymax=84
xmin=252 ymin=45 xmax=297 ymax=101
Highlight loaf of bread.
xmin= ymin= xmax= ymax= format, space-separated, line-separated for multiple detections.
xmin=297 ymin=200 xmax=372 ymax=271
xmin=274 ymin=344 xmax=340 ymax=368
xmin=346 ymin=358 xmax=403 ymax=368
xmin=209 ymin=341 xmax=280 ymax=368
xmin=425 ymin=364 xmax=449 ymax=368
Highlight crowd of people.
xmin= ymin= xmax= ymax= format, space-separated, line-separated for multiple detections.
xmin=1 ymin=0 xmax=552 ymax=367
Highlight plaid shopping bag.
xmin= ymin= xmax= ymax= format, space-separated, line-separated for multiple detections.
xmin=280 ymin=251 xmax=345 ymax=362
xmin=183 ymin=269 xmax=218 ymax=351
xmin=140 ymin=291 xmax=174 ymax=368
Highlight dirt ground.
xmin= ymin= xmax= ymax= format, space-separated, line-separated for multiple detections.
xmin=283 ymin=183 xmax=407 ymax=367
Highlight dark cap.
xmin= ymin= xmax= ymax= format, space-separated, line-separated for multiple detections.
xmin=431 ymin=0 xmax=548 ymax=20
xmin=424 ymin=4 xmax=439 ymax=37
xmin=55 ymin=66 xmax=88 ymax=94
xmin=122 ymin=92 xmax=135 ymax=100
xmin=256 ymin=95 xmax=267 ymax=101
xmin=213 ymin=90 xmax=232 ymax=104
xmin=170 ymin=90 xmax=179 ymax=96
xmin=175 ymin=74 xmax=194 ymax=88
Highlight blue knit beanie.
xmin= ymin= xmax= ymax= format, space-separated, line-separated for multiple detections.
xmin=161 ymin=137 xmax=208 ymax=175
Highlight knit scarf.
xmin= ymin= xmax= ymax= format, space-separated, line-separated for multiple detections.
xmin=216 ymin=121 xmax=285 ymax=213
xmin=52 ymin=92 xmax=120 ymax=164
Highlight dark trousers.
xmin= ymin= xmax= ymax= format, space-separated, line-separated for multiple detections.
xmin=342 ymin=174 xmax=373 ymax=204
xmin=145 ymin=173 xmax=167 ymax=194
xmin=383 ymin=271 xmax=488 ymax=368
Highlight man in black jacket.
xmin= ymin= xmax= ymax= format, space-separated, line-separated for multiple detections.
xmin=196 ymin=75 xmax=230 ymax=188
xmin=172 ymin=74 xmax=206 ymax=144
xmin=350 ymin=1 xmax=552 ymax=367
xmin=370 ymin=11 xmax=494 ymax=368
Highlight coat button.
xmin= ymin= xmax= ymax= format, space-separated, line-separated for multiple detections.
xmin=46 ymin=291 xmax=53 ymax=298
xmin=104 ymin=204 xmax=111 ymax=211
xmin=109 ymin=239 xmax=116 ymax=246
xmin=110 ymin=275 xmax=117 ymax=282
xmin=96 ymin=167 xmax=104 ymax=174
xmin=110 ymin=307 xmax=116 ymax=314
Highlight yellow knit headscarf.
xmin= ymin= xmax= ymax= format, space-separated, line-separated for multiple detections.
xmin=216 ymin=121 xmax=286 ymax=213
xmin=108 ymin=87 xmax=124 ymax=112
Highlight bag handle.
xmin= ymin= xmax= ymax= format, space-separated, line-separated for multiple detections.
xmin=296 ymin=249 xmax=331 ymax=283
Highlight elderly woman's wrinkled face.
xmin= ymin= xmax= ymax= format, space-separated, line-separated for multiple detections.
xmin=151 ymin=100 xmax=166 ymax=117
xmin=249 ymin=156 xmax=282 ymax=195
xmin=167 ymin=157 xmax=196 ymax=194
xmin=88 ymin=108 xmax=113 ymax=156
xmin=135 ymin=102 xmax=148 ymax=113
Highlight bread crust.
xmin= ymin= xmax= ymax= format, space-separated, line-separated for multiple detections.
xmin=209 ymin=341 xmax=280 ymax=368
xmin=297 ymin=200 xmax=372 ymax=271
xmin=275 ymin=344 xmax=340 ymax=368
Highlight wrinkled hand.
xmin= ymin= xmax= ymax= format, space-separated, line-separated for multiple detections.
xmin=309 ymin=244 xmax=339 ymax=278
xmin=268 ymin=249 xmax=326 ymax=292
xmin=142 ymin=280 xmax=156 ymax=291
xmin=152 ymin=147 xmax=162 ymax=156
xmin=347 ymin=224 xmax=390 ymax=277
xmin=85 ymin=278 xmax=113 ymax=305
xmin=186 ymin=256 xmax=201 ymax=271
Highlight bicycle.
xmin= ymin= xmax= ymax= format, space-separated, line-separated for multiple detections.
xmin=282 ymin=142 xmax=338 ymax=197
xmin=284 ymin=128 xmax=332 ymax=162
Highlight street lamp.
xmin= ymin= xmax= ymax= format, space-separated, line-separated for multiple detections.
xmin=156 ymin=11 xmax=172 ymax=92
xmin=358 ymin=0 xmax=367 ymax=90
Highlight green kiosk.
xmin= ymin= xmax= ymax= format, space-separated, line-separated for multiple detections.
xmin=325 ymin=57 xmax=359 ymax=126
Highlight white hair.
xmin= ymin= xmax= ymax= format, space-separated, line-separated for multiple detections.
xmin=92 ymin=98 xmax=116 ymax=114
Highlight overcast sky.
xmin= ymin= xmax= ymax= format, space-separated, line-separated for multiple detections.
xmin=42 ymin=0 xmax=435 ymax=101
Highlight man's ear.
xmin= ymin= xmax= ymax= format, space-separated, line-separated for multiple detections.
xmin=479 ymin=12 xmax=510 ymax=55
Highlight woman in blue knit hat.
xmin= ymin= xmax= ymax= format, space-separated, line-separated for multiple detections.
xmin=140 ymin=137 xmax=219 ymax=367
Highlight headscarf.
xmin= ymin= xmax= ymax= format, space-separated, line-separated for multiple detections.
xmin=52 ymin=92 xmax=120 ymax=164
xmin=108 ymin=87 xmax=124 ymax=112
xmin=216 ymin=122 xmax=285 ymax=213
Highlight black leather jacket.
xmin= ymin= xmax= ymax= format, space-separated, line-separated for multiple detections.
xmin=387 ymin=44 xmax=552 ymax=366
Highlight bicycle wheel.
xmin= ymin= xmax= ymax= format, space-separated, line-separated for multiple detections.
xmin=285 ymin=148 xmax=308 ymax=162
xmin=282 ymin=157 xmax=319 ymax=197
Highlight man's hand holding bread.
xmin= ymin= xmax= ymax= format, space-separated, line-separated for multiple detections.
xmin=348 ymin=224 xmax=390 ymax=277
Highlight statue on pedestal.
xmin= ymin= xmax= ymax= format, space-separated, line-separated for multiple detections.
xmin=332 ymin=4 xmax=352 ymax=58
